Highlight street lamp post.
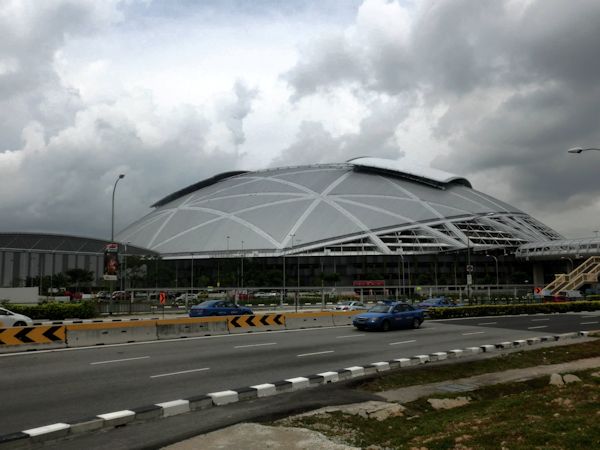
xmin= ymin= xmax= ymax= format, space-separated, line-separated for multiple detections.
xmin=111 ymin=174 xmax=125 ymax=242
xmin=568 ymin=147 xmax=600 ymax=154
xmin=282 ymin=247 xmax=286 ymax=307
xmin=240 ymin=240 xmax=244 ymax=293
xmin=486 ymin=254 xmax=499 ymax=294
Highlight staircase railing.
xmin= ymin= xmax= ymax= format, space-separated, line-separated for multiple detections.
xmin=543 ymin=256 xmax=600 ymax=295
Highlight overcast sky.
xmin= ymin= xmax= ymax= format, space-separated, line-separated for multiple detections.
xmin=1 ymin=0 xmax=599 ymax=241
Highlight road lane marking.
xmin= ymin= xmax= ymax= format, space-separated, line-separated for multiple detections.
xmin=297 ymin=350 xmax=334 ymax=357
xmin=580 ymin=321 xmax=599 ymax=325
xmin=528 ymin=326 xmax=548 ymax=329
xmin=462 ymin=331 xmax=485 ymax=336
xmin=389 ymin=339 xmax=416 ymax=346
xmin=336 ymin=334 xmax=365 ymax=339
xmin=90 ymin=356 xmax=150 ymax=365
xmin=531 ymin=318 xmax=550 ymax=322
xmin=150 ymin=368 xmax=210 ymax=378
xmin=234 ymin=342 xmax=277 ymax=349
xmin=477 ymin=322 xmax=497 ymax=325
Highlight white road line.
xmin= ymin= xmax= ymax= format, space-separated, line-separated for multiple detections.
xmin=580 ymin=321 xmax=599 ymax=325
xmin=150 ymin=368 xmax=210 ymax=379
xmin=234 ymin=342 xmax=277 ymax=349
xmin=477 ymin=322 xmax=497 ymax=325
xmin=336 ymin=334 xmax=365 ymax=339
xmin=528 ymin=326 xmax=548 ymax=329
xmin=389 ymin=339 xmax=416 ymax=346
xmin=531 ymin=318 xmax=550 ymax=322
xmin=582 ymin=315 xmax=599 ymax=318
xmin=462 ymin=331 xmax=485 ymax=336
xmin=90 ymin=356 xmax=150 ymax=365
xmin=297 ymin=350 xmax=334 ymax=357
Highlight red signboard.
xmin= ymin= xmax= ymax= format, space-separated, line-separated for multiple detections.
xmin=352 ymin=280 xmax=385 ymax=287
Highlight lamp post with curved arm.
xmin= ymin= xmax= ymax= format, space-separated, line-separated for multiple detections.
xmin=111 ymin=174 xmax=125 ymax=243
xmin=568 ymin=147 xmax=600 ymax=154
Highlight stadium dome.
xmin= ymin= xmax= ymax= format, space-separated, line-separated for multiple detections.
xmin=117 ymin=157 xmax=562 ymax=259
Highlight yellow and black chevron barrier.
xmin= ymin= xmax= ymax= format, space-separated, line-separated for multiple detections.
xmin=0 ymin=326 xmax=66 ymax=346
xmin=228 ymin=314 xmax=285 ymax=330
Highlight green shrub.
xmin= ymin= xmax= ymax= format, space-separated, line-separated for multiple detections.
xmin=426 ymin=301 xmax=600 ymax=319
xmin=7 ymin=301 xmax=97 ymax=320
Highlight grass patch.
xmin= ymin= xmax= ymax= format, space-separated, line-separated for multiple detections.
xmin=360 ymin=338 xmax=600 ymax=392
xmin=278 ymin=369 xmax=600 ymax=449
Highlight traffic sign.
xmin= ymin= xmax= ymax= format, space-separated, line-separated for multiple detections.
xmin=466 ymin=265 xmax=474 ymax=272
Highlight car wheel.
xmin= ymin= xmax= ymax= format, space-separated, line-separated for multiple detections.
xmin=381 ymin=320 xmax=391 ymax=332
xmin=355 ymin=326 xmax=364 ymax=331
xmin=412 ymin=318 xmax=421 ymax=329
xmin=13 ymin=321 xmax=26 ymax=327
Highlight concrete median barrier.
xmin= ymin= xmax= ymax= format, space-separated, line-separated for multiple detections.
xmin=66 ymin=321 xmax=157 ymax=347
xmin=331 ymin=311 xmax=362 ymax=326
xmin=284 ymin=312 xmax=335 ymax=329
xmin=227 ymin=314 xmax=286 ymax=333
xmin=0 ymin=325 xmax=67 ymax=353
xmin=156 ymin=317 xmax=229 ymax=339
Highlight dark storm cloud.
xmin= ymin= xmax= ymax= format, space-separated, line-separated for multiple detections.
xmin=271 ymin=97 xmax=410 ymax=166
xmin=282 ymin=0 xmax=600 ymax=236
xmin=0 ymin=1 xmax=258 ymax=238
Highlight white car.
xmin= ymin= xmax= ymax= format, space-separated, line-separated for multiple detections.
xmin=254 ymin=291 xmax=279 ymax=298
xmin=175 ymin=293 xmax=198 ymax=302
xmin=334 ymin=301 xmax=366 ymax=311
xmin=0 ymin=307 xmax=33 ymax=327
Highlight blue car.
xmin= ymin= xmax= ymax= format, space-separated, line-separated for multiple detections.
xmin=189 ymin=300 xmax=253 ymax=317
xmin=418 ymin=297 xmax=461 ymax=309
xmin=352 ymin=302 xmax=424 ymax=331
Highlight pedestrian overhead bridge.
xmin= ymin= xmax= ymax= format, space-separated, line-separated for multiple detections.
xmin=542 ymin=256 xmax=600 ymax=296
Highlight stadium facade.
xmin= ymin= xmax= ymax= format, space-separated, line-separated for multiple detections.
xmin=112 ymin=157 xmax=564 ymax=293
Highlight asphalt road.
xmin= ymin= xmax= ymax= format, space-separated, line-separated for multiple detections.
xmin=1 ymin=311 xmax=598 ymax=438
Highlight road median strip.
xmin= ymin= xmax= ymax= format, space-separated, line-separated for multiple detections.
xmin=0 ymin=330 xmax=594 ymax=449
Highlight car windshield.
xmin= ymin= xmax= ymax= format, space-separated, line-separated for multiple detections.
xmin=195 ymin=300 xmax=218 ymax=308
xmin=421 ymin=299 xmax=440 ymax=305
xmin=369 ymin=304 xmax=391 ymax=313
xmin=338 ymin=301 xmax=352 ymax=306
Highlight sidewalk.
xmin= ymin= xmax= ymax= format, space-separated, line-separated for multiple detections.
xmin=163 ymin=356 xmax=600 ymax=449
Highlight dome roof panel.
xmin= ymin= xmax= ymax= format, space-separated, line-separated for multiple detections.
xmin=333 ymin=199 xmax=433 ymax=230
xmin=119 ymin=212 xmax=171 ymax=250
xmin=274 ymin=167 xmax=349 ymax=193
xmin=212 ymin=177 xmax=308 ymax=197
xmin=236 ymin=198 xmax=314 ymax=244
xmin=152 ymin=209 xmax=222 ymax=247
xmin=336 ymin=196 xmax=442 ymax=224
xmin=293 ymin=202 xmax=364 ymax=244
xmin=188 ymin=193 xmax=304 ymax=213
xmin=153 ymin=220 xmax=273 ymax=254
xmin=329 ymin=171 xmax=412 ymax=197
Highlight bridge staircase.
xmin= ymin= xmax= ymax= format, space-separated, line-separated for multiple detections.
xmin=543 ymin=256 xmax=600 ymax=296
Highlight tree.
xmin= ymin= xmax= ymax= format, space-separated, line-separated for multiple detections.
xmin=66 ymin=268 xmax=94 ymax=291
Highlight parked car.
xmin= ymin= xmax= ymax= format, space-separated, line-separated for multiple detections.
xmin=189 ymin=300 xmax=253 ymax=317
xmin=111 ymin=291 xmax=128 ymax=300
xmin=334 ymin=301 xmax=366 ymax=311
xmin=418 ymin=296 xmax=461 ymax=309
xmin=0 ymin=307 xmax=33 ymax=327
xmin=352 ymin=302 xmax=424 ymax=331
xmin=253 ymin=291 xmax=279 ymax=299
xmin=95 ymin=291 xmax=110 ymax=300
xmin=175 ymin=293 xmax=198 ymax=303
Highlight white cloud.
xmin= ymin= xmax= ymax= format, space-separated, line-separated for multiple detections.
xmin=1 ymin=0 xmax=600 ymax=241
